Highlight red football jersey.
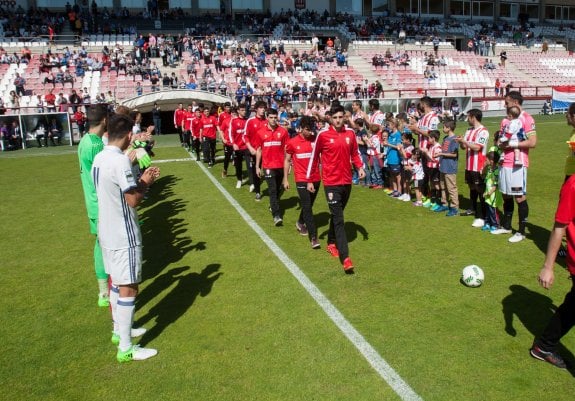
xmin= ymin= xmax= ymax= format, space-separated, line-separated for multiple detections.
xmin=285 ymin=134 xmax=320 ymax=182
xmin=308 ymin=125 xmax=363 ymax=186
xmin=228 ymin=117 xmax=247 ymax=150
xmin=201 ymin=115 xmax=218 ymax=139
xmin=252 ymin=124 xmax=288 ymax=169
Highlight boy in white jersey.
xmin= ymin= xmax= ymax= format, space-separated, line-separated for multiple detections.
xmin=92 ymin=114 xmax=160 ymax=362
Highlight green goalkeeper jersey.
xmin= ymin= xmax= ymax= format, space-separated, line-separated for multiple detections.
xmin=78 ymin=133 xmax=104 ymax=220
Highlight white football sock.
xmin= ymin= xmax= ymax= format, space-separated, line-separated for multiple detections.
xmin=97 ymin=279 xmax=109 ymax=297
xmin=110 ymin=285 xmax=119 ymax=333
xmin=117 ymin=296 xmax=135 ymax=352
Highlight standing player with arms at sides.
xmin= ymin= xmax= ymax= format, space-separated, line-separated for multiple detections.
xmin=173 ymin=103 xmax=186 ymax=147
xmin=218 ymin=102 xmax=234 ymax=178
xmin=244 ymin=100 xmax=268 ymax=201
xmin=456 ymin=108 xmax=490 ymax=227
xmin=78 ymin=104 xmax=110 ymax=307
xmin=228 ymin=103 xmax=248 ymax=189
xmin=190 ymin=105 xmax=203 ymax=161
xmin=408 ymin=96 xmax=440 ymax=201
xmin=200 ymin=105 xmax=220 ymax=168
xmin=92 ymin=114 xmax=160 ymax=362
xmin=254 ymin=108 xmax=289 ymax=226
xmin=307 ymin=105 xmax=365 ymax=273
xmin=492 ymin=91 xmax=537 ymax=242
xmin=182 ymin=104 xmax=194 ymax=152
xmin=283 ymin=116 xmax=322 ymax=249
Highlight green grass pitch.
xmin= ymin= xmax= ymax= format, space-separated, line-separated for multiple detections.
xmin=1 ymin=114 xmax=574 ymax=401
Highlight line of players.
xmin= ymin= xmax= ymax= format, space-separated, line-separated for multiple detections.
xmin=175 ymin=100 xmax=364 ymax=273
xmin=173 ymin=93 xmax=536 ymax=273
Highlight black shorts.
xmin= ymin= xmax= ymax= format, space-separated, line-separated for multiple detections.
xmin=428 ymin=168 xmax=440 ymax=183
xmin=465 ymin=170 xmax=483 ymax=186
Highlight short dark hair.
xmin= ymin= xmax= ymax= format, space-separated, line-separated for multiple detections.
xmin=299 ymin=116 xmax=316 ymax=131
xmin=86 ymin=104 xmax=108 ymax=126
xmin=467 ymin=108 xmax=483 ymax=122
xmin=368 ymin=99 xmax=380 ymax=110
xmin=255 ymin=100 xmax=267 ymax=109
xmin=443 ymin=119 xmax=456 ymax=131
xmin=107 ymin=114 xmax=134 ymax=141
xmin=265 ymin=107 xmax=278 ymax=116
xmin=569 ymin=102 xmax=575 ymax=116
xmin=330 ymin=104 xmax=345 ymax=115
xmin=428 ymin=130 xmax=440 ymax=141
xmin=420 ymin=96 xmax=433 ymax=108
xmin=506 ymin=91 xmax=524 ymax=105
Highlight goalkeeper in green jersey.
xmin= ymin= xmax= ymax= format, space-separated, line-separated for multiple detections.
xmin=78 ymin=104 xmax=110 ymax=307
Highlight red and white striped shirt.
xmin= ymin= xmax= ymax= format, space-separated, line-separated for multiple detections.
xmin=463 ymin=125 xmax=489 ymax=172
xmin=369 ymin=110 xmax=385 ymax=127
xmin=417 ymin=111 xmax=439 ymax=150
xmin=426 ymin=143 xmax=441 ymax=168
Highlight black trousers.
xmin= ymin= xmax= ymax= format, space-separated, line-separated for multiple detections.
xmin=264 ymin=168 xmax=284 ymax=218
xmin=183 ymin=130 xmax=191 ymax=148
xmin=324 ymin=184 xmax=352 ymax=263
xmin=223 ymin=144 xmax=234 ymax=172
xmin=296 ymin=181 xmax=320 ymax=240
xmin=192 ymin=137 xmax=201 ymax=160
xmin=537 ymin=277 xmax=575 ymax=352
xmin=233 ymin=148 xmax=250 ymax=181
xmin=242 ymin=150 xmax=260 ymax=193
xmin=202 ymin=137 xmax=216 ymax=164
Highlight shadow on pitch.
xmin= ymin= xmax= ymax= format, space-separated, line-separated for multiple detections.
xmin=501 ymin=284 xmax=575 ymax=376
xmin=526 ymin=222 xmax=567 ymax=269
xmin=316 ymin=213 xmax=369 ymax=243
xmin=136 ymin=263 xmax=223 ymax=345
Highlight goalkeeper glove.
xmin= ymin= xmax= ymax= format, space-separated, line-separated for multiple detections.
xmin=134 ymin=147 xmax=152 ymax=169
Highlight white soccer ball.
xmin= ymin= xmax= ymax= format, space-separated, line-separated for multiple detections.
xmin=461 ymin=265 xmax=484 ymax=287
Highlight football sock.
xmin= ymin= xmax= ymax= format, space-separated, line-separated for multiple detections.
xmin=469 ymin=189 xmax=478 ymax=217
xmin=117 ymin=296 xmax=136 ymax=352
xmin=98 ymin=279 xmax=109 ymax=297
xmin=503 ymin=197 xmax=515 ymax=230
xmin=110 ymin=285 xmax=120 ymax=333
xmin=518 ymin=200 xmax=529 ymax=235
xmin=94 ymin=238 xmax=107 ymax=280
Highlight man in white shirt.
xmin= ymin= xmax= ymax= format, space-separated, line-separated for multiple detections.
xmin=92 ymin=113 xmax=160 ymax=362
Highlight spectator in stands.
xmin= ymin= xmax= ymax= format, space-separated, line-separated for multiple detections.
xmin=69 ymin=89 xmax=81 ymax=112
xmin=499 ymin=50 xmax=507 ymax=68
xmin=56 ymin=92 xmax=69 ymax=112
xmin=8 ymin=90 xmax=20 ymax=111
xmin=13 ymin=73 xmax=26 ymax=97
xmin=44 ymin=72 xmax=57 ymax=88
xmin=44 ymin=89 xmax=56 ymax=112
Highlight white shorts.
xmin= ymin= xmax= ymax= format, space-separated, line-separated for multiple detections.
xmin=102 ymin=246 xmax=142 ymax=285
xmin=499 ymin=166 xmax=527 ymax=196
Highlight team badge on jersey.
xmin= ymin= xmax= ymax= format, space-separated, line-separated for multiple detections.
xmin=345 ymin=137 xmax=350 ymax=144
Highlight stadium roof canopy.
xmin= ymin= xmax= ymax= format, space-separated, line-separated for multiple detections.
xmin=120 ymin=89 xmax=232 ymax=112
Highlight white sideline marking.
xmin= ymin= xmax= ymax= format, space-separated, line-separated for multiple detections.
xmin=194 ymin=157 xmax=423 ymax=401
xmin=153 ymin=158 xmax=195 ymax=164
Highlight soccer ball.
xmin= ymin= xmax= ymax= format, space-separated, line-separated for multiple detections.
xmin=461 ymin=265 xmax=484 ymax=287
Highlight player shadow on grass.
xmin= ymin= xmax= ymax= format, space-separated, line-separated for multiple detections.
xmin=501 ymin=284 xmax=575 ymax=376
xmin=141 ymin=174 xmax=179 ymax=206
xmin=526 ymin=222 xmax=568 ymax=269
xmin=140 ymin=198 xmax=206 ymax=281
xmin=135 ymin=263 xmax=223 ymax=345
xmin=315 ymin=212 xmax=369 ymax=243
